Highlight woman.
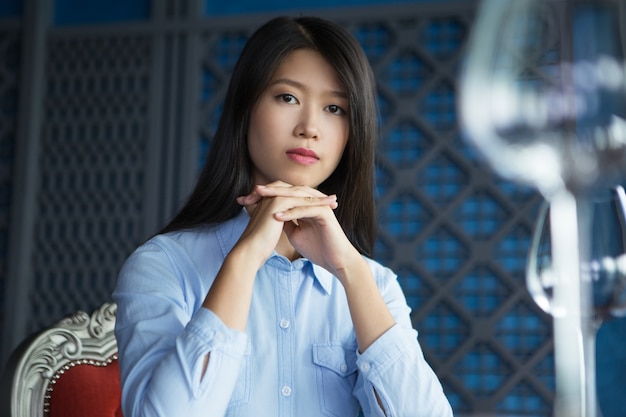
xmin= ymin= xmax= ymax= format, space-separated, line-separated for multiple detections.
xmin=114 ymin=15 xmax=453 ymax=417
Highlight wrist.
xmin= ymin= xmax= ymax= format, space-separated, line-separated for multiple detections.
xmin=230 ymin=239 xmax=269 ymax=272
xmin=333 ymin=252 xmax=369 ymax=287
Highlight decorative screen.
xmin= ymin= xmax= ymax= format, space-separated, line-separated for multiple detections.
xmin=29 ymin=33 xmax=151 ymax=327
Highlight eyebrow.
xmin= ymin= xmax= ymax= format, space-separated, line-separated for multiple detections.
xmin=270 ymin=78 xmax=348 ymax=99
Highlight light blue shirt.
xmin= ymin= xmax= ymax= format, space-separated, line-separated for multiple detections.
xmin=113 ymin=209 xmax=453 ymax=417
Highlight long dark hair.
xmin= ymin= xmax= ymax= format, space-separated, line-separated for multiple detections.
xmin=160 ymin=16 xmax=378 ymax=256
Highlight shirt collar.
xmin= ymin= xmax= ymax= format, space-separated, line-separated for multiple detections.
xmin=215 ymin=208 xmax=249 ymax=257
xmin=310 ymin=263 xmax=334 ymax=295
xmin=217 ymin=208 xmax=335 ymax=295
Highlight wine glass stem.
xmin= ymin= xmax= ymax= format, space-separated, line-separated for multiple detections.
xmin=584 ymin=323 xmax=600 ymax=417
xmin=550 ymin=190 xmax=597 ymax=417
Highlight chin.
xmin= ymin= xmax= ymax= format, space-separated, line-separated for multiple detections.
xmin=280 ymin=176 xmax=323 ymax=188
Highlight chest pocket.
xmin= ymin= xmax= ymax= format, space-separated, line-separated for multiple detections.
xmin=312 ymin=344 xmax=360 ymax=417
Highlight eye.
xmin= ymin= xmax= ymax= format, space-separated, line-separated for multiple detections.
xmin=278 ymin=94 xmax=298 ymax=104
xmin=326 ymin=104 xmax=346 ymax=115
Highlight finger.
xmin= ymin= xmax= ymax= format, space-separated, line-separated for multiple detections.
xmin=237 ymin=182 xmax=297 ymax=205
xmin=255 ymin=184 xmax=327 ymax=199
xmin=237 ymin=184 xmax=275 ymax=205
xmin=237 ymin=192 xmax=262 ymax=205
xmin=274 ymin=197 xmax=338 ymax=221
xmin=264 ymin=180 xmax=292 ymax=188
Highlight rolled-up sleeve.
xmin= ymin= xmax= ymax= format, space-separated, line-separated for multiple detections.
xmin=353 ymin=262 xmax=453 ymax=417
xmin=114 ymin=240 xmax=248 ymax=417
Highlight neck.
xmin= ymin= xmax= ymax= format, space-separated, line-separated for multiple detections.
xmin=275 ymin=232 xmax=300 ymax=262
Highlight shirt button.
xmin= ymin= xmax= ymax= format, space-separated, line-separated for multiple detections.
xmin=279 ymin=319 xmax=290 ymax=329
xmin=360 ymin=362 xmax=371 ymax=373
xmin=281 ymin=385 xmax=292 ymax=397
xmin=340 ymin=364 xmax=348 ymax=373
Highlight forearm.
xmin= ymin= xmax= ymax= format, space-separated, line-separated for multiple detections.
xmin=337 ymin=255 xmax=396 ymax=353
xmin=339 ymin=258 xmax=452 ymax=417
xmin=202 ymin=244 xmax=259 ymax=331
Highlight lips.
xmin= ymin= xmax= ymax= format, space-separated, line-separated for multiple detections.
xmin=286 ymin=148 xmax=319 ymax=165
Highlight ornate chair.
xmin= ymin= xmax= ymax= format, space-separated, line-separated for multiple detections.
xmin=1 ymin=302 xmax=122 ymax=417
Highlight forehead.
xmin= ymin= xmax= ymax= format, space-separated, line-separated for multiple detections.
xmin=269 ymin=49 xmax=346 ymax=94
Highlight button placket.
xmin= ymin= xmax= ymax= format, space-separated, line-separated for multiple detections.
xmin=276 ymin=264 xmax=296 ymax=415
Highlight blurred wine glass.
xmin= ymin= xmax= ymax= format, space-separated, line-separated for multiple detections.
xmin=460 ymin=0 xmax=626 ymax=416
xmin=527 ymin=185 xmax=626 ymax=417
xmin=528 ymin=185 xmax=626 ymax=324
xmin=461 ymin=0 xmax=626 ymax=195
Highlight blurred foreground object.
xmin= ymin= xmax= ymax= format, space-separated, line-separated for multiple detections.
xmin=460 ymin=0 xmax=626 ymax=416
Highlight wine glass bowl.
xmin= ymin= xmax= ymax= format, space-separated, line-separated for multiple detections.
xmin=587 ymin=253 xmax=626 ymax=320
xmin=527 ymin=186 xmax=626 ymax=323
xmin=460 ymin=0 xmax=626 ymax=197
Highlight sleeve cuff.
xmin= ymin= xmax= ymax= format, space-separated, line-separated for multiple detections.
xmin=356 ymin=323 xmax=419 ymax=377
xmin=186 ymin=307 xmax=249 ymax=358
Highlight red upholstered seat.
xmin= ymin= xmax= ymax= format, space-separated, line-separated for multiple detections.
xmin=47 ymin=359 xmax=123 ymax=417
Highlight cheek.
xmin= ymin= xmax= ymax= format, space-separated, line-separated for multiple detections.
xmin=328 ymin=136 xmax=349 ymax=170
xmin=249 ymin=106 xmax=285 ymax=144
xmin=324 ymin=115 xmax=349 ymax=143
xmin=248 ymin=111 xmax=272 ymax=155
xmin=334 ymin=125 xmax=350 ymax=159
xmin=247 ymin=115 xmax=268 ymax=169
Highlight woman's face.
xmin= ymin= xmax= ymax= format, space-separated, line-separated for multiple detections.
xmin=247 ymin=49 xmax=350 ymax=188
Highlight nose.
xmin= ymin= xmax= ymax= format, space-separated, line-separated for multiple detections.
xmin=293 ymin=107 xmax=319 ymax=139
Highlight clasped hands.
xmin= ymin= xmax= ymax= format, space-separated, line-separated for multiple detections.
xmin=235 ymin=181 xmax=361 ymax=280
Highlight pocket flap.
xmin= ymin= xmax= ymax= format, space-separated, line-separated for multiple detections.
xmin=312 ymin=344 xmax=358 ymax=377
